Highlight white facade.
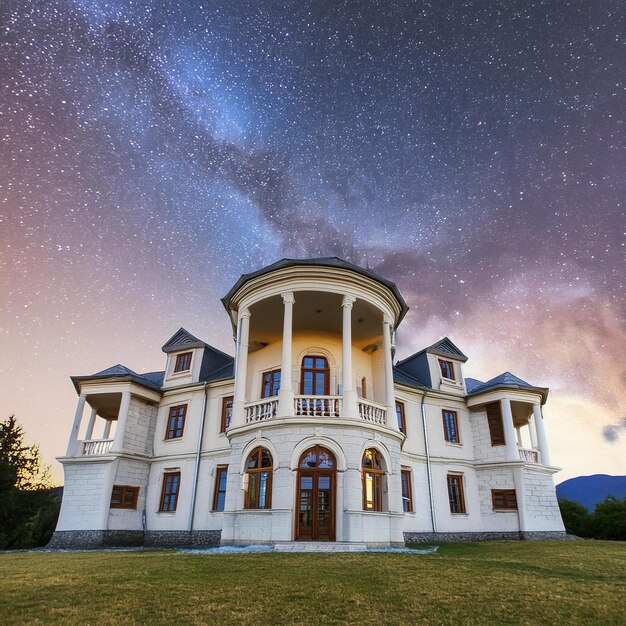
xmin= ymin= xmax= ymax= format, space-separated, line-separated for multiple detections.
xmin=52 ymin=258 xmax=565 ymax=547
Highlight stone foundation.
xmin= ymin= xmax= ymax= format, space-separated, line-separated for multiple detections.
xmin=47 ymin=529 xmax=221 ymax=549
xmin=404 ymin=530 xmax=572 ymax=544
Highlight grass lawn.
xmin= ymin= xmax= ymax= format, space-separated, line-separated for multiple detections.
xmin=0 ymin=541 xmax=624 ymax=625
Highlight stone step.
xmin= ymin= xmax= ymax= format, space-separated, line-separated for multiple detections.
xmin=273 ymin=541 xmax=368 ymax=553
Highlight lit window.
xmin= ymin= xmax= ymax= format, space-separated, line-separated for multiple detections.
xmin=159 ymin=471 xmax=180 ymax=512
xmin=213 ymin=466 xmax=228 ymax=511
xmin=447 ymin=474 xmax=466 ymax=514
xmin=245 ymin=447 xmax=273 ymax=509
xmin=165 ymin=405 xmax=186 ymax=440
xmin=439 ymin=359 xmax=455 ymax=380
xmin=174 ymin=352 xmax=192 ymax=373
xmin=110 ymin=485 xmax=139 ymax=509
xmin=492 ymin=489 xmax=517 ymax=510
xmin=401 ymin=469 xmax=413 ymax=513
xmin=442 ymin=409 xmax=460 ymax=443
xmin=362 ymin=448 xmax=385 ymax=511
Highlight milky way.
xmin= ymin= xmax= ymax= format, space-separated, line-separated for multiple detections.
xmin=1 ymin=0 xmax=624 ymax=481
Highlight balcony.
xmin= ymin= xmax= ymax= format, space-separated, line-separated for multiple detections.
xmin=81 ymin=439 xmax=113 ymax=456
xmin=357 ymin=398 xmax=386 ymax=425
xmin=245 ymin=398 xmax=278 ymax=424
xmin=518 ymin=446 xmax=539 ymax=464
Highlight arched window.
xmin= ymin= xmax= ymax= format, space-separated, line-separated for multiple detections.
xmin=301 ymin=355 xmax=330 ymax=395
xmin=362 ymin=448 xmax=385 ymax=511
xmin=244 ymin=447 xmax=272 ymax=509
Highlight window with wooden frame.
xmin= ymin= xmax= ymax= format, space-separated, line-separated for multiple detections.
xmin=447 ymin=473 xmax=466 ymax=514
xmin=486 ymin=402 xmax=506 ymax=446
xmin=244 ymin=447 xmax=272 ymax=509
xmin=492 ymin=489 xmax=517 ymax=510
xmin=110 ymin=485 xmax=139 ymax=509
xmin=174 ymin=352 xmax=192 ymax=373
xmin=159 ymin=471 xmax=181 ymax=512
xmin=401 ymin=469 xmax=413 ymax=513
xmin=165 ymin=405 xmax=187 ymax=440
xmin=439 ymin=359 xmax=455 ymax=380
xmin=301 ymin=355 xmax=330 ymax=395
xmin=396 ymin=401 xmax=406 ymax=435
xmin=362 ymin=448 xmax=385 ymax=511
xmin=212 ymin=465 xmax=228 ymax=511
xmin=261 ymin=369 xmax=281 ymax=398
xmin=442 ymin=409 xmax=460 ymax=443
xmin=220 ymin=396 xmax=233 ymax=433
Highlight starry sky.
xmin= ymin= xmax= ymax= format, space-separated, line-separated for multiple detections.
xmin=1 ymin=0 xmax=624 ymax=483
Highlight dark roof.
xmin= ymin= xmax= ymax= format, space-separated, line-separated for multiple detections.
xmin=222 ymin=257 xmax=409 ymax=324
xmin=71 ymin=364 xmax=164 ymax=393
xmin=466 ymin=371 xmax=549 ymax=402
xmin=393 ymin=366 xmax=429 ymax=390
xmin=162 ymin=327 xmax=209 ymax=353
xmin=396 ymin=336 xmax=469 ymax=366
xmin=202 ymin=361 xmax=234 ymax=382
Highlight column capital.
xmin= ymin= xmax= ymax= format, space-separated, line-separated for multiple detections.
xmin=239 ymin=308 xmax=251 ymax=320
xmin=281 ymin=291 xmax=295 ymax=304
xmin=382 ymin=315 xmax=393 ymax=326
xmin=342 ymin=295 xmax=356 ymax=308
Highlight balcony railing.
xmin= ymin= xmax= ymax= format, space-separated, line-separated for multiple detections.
xmin=82 ymin=439 xmax=113 ymax=456
xmin=358 ymin=399 xmax=386 ymax=425
xmin=295 ymin=395 xmax=342 ymax=418
xmin=245 ymin=397 xmax=278 ymax=424
xmin=518 ymin=447 xmax=539 ymax=464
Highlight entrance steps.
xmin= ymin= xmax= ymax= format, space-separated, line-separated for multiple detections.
xmin=273 ymin=541 xmax=368 ymax=553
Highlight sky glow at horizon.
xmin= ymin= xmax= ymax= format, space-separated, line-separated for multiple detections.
xmin=0 ymin=0 xmax=624 ymax=482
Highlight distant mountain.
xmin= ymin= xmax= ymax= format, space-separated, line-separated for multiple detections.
xmin=556 ymin=474 xmax=626 ymax=511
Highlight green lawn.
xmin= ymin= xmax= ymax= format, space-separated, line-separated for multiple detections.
xmin=0 ymin=541 xmax=624 ymax=625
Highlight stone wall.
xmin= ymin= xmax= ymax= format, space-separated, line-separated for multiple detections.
xmin=124 ymin=397 xmax=158 ymax=456
xmin=48 ymin=529 xmax=221 ymax=549
xmin=523 ymin=469 xmax=565 ymax=531
xmin=404 ymin=530 xmax=571 ymax=544
xmin=470 ymin=408 xmax=507 ymax=463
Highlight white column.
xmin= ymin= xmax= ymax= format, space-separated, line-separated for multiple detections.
xmin=533 ymin=403 xmax=551 ymax=465
xmin=341 ymin=295 xmax=358 ymax=418
xmin=84 ymin=407 xmax=98 ymax=441
xmin=500 ymin=398 xmax=519 ymax=461
xmin=277 ymin=292 xmax=295 ymax=418
xmin=103 ymin=419 xmax=113 ymax=439
xmin=110 ymin=391 xmax=131 ymax=453
xmin=231 ymin=308 xmax=251 ymax=429
xmin=513 ymin=466 xmax=528 ymax=534
xmin=66 ymin=394 xmax=87 ymax=456
xmin=516 ymin=427 xmax=523 ymax=447
xmin=529 ymin=412 xmax=539 ymax=450
xmin=383 ymin=315 xmax=399 ymax=430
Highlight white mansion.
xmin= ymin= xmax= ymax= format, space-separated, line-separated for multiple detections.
xmin=51 ymin=258 xmax=566 ymax=548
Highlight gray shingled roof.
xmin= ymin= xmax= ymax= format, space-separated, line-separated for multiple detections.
xmin=393 ymin=366 xmax=429 ymax=390
xmin=162 ymin=327 xmax=210 ymax=353
xmin=71 ymin=364 xmax=164 ymax=393
xmin=222 ymin=257 xmax=409 ymax=324
xmin=396 ymin=336 xmax=469 ymax=366
xmin=466 ymin=371 xmax=549 ymax=402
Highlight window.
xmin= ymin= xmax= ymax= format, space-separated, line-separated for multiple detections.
xmin=244 ymin=447 xmax=272 ymax=509
xmin=159 ymin=471 xmax=181 ymax=512
xmin=174 ymin=352 xmax=192 ymax=373
xmin=165 ymin=405 xmax=187 ymax=440
xmin=492 ymin=489 xmax=517 ymax=510
xmin=447 ymin=474 xmax=466 ymax=514
xmin=213 ymin=466 xmax=228 ymax=511
xmin=362 ymin=448 xmax=385 ymax=511
xmin=401 ymin=469 xmax=413 ymax=513
xmin=261 ymin=369 xmax=281 ymax=398
xmin=439 ymin=359 xmax=455 ymax=380
xmin=486 ymin=402 xmax=505 ymax=446
xmin=442 ymin=409 xmax=460 ymax=443
xmin=301 ymin=355 xmax=329 ymax=395
xmin=396 ymin=401 xmax=406 ymax=434
xmin=220 ymin=396 xmax=233 ymax=433
xmin=110 ymin=485 xmax=139 ymax=509
xmin=361 ymin=377 xmax=367 ymax=399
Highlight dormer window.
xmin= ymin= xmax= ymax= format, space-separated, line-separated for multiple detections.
xmin=174 ymin=352 xmax=192 ymax=373
xmin=439 ymin=359 xmax=455 ymax=380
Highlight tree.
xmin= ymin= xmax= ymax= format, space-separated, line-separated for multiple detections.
xmin=593 ymin=497 xmax=626 ymax=541
xmin=558 ymin=498 xmax=593 ymax=538
xmin=0 ymin=415 xmax=59 ymax=549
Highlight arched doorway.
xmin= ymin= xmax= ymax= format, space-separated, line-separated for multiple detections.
xmin=296 ymin=445 xmax=336 ymax=541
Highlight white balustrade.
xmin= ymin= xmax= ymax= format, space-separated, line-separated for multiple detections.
xmin=245 ymin=398 xmax=278 ymax=423
xmin=82 ymin=439 xmax=113 ymax=456
xmin=294 ymin=395 xmax=341 ymax=418
xmin=518 ymin=447 xmax=539 ymax=464
xmin=358 ymin=399 xmax=386 ymax=424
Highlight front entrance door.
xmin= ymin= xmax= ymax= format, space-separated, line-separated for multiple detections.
xmin=296 ymin=446 xmax=336 ymax=541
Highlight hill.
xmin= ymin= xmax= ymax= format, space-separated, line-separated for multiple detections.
xmin=556 ymin=474 xmax=626 ymax=511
